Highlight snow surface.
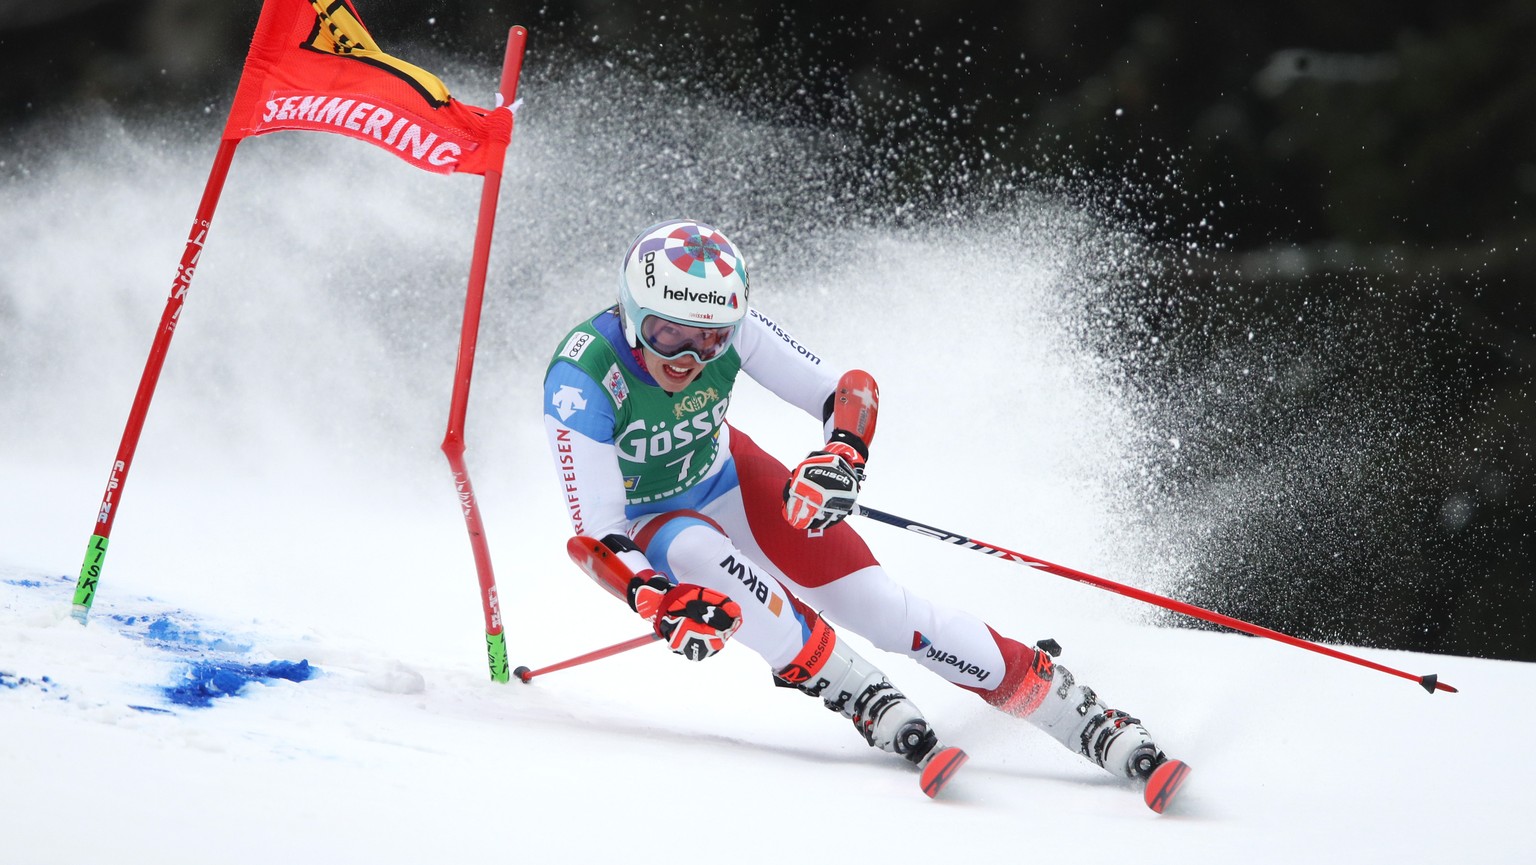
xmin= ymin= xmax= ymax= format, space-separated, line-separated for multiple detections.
xmin=3 ymin=563 xmax=1526 ymax=865
xmin=3 ymin=71 xmax=1531 ymax=865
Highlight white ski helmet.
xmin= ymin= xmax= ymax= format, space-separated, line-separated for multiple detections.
xmin=618 ymin=220 xmax=749 ymax=362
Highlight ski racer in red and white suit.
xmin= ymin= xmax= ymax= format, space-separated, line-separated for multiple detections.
xmin=542 ymin=219 xmax=1168 ymax=780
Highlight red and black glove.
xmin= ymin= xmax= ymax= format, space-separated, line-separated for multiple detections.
xmin=782 ymin=429 xmax=868 ymax=531
xmin=629 ymin=574 xmax=742 ymax=661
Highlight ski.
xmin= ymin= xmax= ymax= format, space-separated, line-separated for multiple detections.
xmin=919 ymin=746 xmax=969 ymax=798
xmin=1143 ymin=758 xmax=1192 ymax=814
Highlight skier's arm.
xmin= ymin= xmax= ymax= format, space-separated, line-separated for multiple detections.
xmin=783 ymin=368 xmax=879 ymax=530
xmin=734 ymin=308 xmax=880 ymax=530
xmin=542 ymin=362 xmax=632 ymax=542
xmin=734 ymin=308 xmax=841 ymax=419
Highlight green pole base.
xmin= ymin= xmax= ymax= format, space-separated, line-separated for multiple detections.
xmin=72 ymin=533 xmax=110 ymax=624
xmin=486 ymin=631 xmax=509 ymax=683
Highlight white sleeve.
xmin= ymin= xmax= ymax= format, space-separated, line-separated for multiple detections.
xmin=544 ymin=415 xmax=633 ymax=540
xmin=735 ymin=307 xmax=841 ymax=423
xmin=542 ymin=361 xmax=635 ymax=541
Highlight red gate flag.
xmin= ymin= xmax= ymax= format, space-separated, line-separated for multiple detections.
xmin=222 ymin=0 xmax=511 ymax=175
xmin=73 ymin=0 xmax=527 ymax=685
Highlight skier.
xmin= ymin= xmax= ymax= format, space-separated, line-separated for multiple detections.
xmin=542 ymin=219 xmax=1177 ymax=796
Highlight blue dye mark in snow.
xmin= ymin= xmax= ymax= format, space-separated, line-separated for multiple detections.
xmin=1 ymin=672 xmax=59 ymax=697
xmin=144 ymin=616 xmax=252 ymax=653
xmin=5 ymin=575 xmax=316 ymax=710
xmin=106 ymin=613 xmax=254 ymax=655
xmin=165 ymin=659 xmax=314 ymax=708
xmin=3 ymin=574 xmax=72 ymax=589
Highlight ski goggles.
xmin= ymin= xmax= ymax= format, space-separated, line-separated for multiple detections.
xmin=639 ymin=314 xmax=737 ymax=363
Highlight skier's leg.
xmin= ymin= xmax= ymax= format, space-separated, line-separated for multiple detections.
xmin=722 ymin=428 xmax=1166 ymax=780
xmin=629 ymin=509 xmax=804 ymax=668
xmin=773 ymin=609 xmax=942 ymax=765
xmin=986 ymin=639 xmax=1166 ymax=780
xmin=804 ymin=564 xmax=1165 ymax=779
xmin=630 ymin=508 xmax=944 ymax=766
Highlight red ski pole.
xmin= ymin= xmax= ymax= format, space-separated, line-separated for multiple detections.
xmin=857 ymin=505 xmax=1457 ymax=694
xmin=512 ymin=536 xmax=664 ymax=682
xmin=512 ymin=634 xmax=660 ymax=683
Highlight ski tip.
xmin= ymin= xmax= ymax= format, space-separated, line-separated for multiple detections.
xmin=1144 ymin=759 xmax=1192 ymax=814
xmin=919 ymin=746 xmax=969 ymax=799
xmin=512 ymin=665 xmax=533 ymax=684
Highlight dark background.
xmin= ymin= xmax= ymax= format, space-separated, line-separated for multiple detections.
xmin=3 ymin=0 xmax=1531 ymax=661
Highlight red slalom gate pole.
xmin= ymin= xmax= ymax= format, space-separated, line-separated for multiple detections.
xmin=72 ymin=138 xmax=242 ymax=625
xmin=440 ymin=26 xmax=528 ymax=683
xmin=511 ymin=634 xmax=661 ymax=683
xmin=857 ymin=505 xmax=1457 ymax=694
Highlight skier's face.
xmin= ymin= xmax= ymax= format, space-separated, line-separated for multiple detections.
xmin=641 ymin=346 xmax=704 ymax=392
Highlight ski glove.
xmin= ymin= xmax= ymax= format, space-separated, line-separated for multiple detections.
xmin=629 ymin=574 xmax=742 ymax=661
xmin=783 ymin=430 xmax=868 ymax=531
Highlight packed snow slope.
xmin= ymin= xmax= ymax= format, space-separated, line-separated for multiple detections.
xmin=2 ymin=58 xmax=1527 ymax=865
xmin=3 ymin=565 xmax=1526 ymax=865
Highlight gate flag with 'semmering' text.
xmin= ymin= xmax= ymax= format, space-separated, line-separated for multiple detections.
xmin=222 ymin=0 xmax=511 ymax=175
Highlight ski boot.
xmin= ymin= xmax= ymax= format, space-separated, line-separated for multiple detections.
xmin=997 ymin=639 xmax=1191 ymax=812
xmin=776 ymin=616 xmax=968 ymax=796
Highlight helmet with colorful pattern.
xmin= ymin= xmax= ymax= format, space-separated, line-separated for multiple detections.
xmin=618 ymin=220 xmax=749 ymax=363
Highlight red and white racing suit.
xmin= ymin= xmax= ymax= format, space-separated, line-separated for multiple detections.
xmin=542 ymin=306 xmax=1047 ymax=712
